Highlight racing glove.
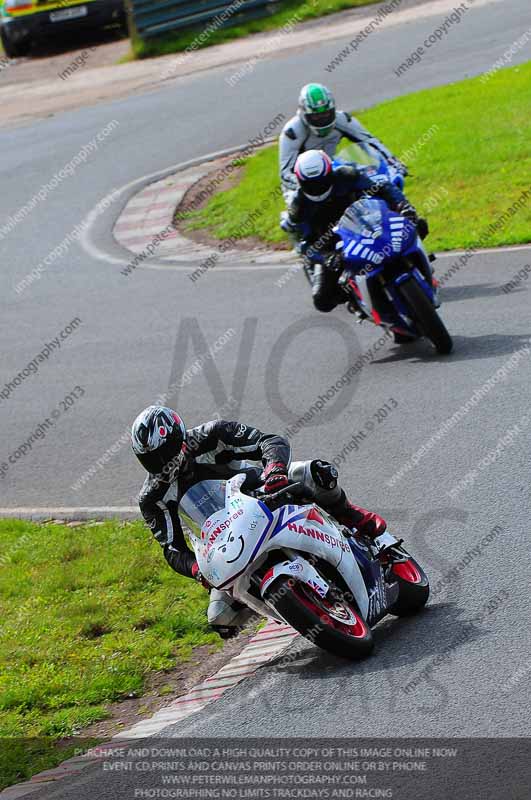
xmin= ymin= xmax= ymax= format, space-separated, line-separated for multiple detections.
xmin=397 ymin=200 xmax=419 ymax=224
xmin=280 ymin=211 xmax=297 ymax=233
xmin=263 ymin=462 xmax=289 ymax=493
xmin=191 ymin=561 xmax=210 ymax=590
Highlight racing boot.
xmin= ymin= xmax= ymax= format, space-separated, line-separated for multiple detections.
xmin=312 ymin=255 xmax=345 ymax=313
xmin=329 ymin=490 xmax=386 ymax=538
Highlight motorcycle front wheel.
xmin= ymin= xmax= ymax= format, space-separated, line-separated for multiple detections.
xmin=388 ymin=557 xmax=430 ymax=616
xmin=265 ymin=576 xmax=374 ymax=660
xmin=399 ymin=278 xmax=453 ymax=354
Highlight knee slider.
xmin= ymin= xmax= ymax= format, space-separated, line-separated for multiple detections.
xmin=207 ymin=591 xmax=240 ymax=626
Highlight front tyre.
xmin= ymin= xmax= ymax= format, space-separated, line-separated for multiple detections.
xmin=388 ymin=558 xmax=429 ymax=616
xmin=264 ymin=576 xmax=374 ymax=660
xmin=399 ymin=278 xmax=453 ymax=354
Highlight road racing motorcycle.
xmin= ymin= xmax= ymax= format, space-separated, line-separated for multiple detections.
xmin=180 ymin=473 xmax=429 ymax=660
xmin=292 ymin=143 xmax=453 ymax=355
xmin=335 ymin=195 xmax=453 ymax=354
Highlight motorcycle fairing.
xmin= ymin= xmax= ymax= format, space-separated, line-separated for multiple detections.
xmin=335 ymin=199 xmax=436 ymax=335
xmin=191 ymin=476 xmax=370 ymax=620
xmin=348 ymin=537 xmax=399 ymax=625
xmin=260 ymin=556 xmax=330 ymax=598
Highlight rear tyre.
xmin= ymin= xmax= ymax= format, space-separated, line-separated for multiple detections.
xmin=264 ymin=576 xmax=374 ymax=660
xmin=399 ymin=278 xmax=453 ymax=354
xmin=388 ymin=558 xmax=429 ymax=617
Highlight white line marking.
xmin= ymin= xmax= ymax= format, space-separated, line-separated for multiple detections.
xmin=81 ymin=139 xmax=531 ymax=274
xmin=0 ymin=507 xmax=139 ymax=520
xmin=79 ymin=141 xmax=277 ymax=270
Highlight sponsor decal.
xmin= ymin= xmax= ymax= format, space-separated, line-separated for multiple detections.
xmin=235 ymin=424 xmax=247 ymax=437
xmin=308 ymin=578 xmax=327 ymax=598
xmin=224 ymin=534 xmax=245 ymax=563
xmin=288 ymin=561 xmax=303 ymax=573
xmin=208 ymin=508 xmax=244 ymax=545
xmin=286 ymin=521 xmax=350 ymax=552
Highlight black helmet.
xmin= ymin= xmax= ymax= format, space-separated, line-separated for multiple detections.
xmin=131 ymin=405 xmax=187 ymax=479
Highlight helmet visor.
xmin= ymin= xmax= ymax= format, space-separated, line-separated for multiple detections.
xmin=300 ymin=176 xmax=333 ymax=199
xmin=137 ymin=441 xmax=187 ymax=479
xmin=306 ymin=109 xmax=335 ymax=130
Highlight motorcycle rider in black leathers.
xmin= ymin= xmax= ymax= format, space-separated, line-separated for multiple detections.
xmin=282 ymin=150 xmax=428 ymax=315
xmin=132 ymin=406 xmax=387 ymax=637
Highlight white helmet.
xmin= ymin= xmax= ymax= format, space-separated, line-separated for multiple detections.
xmin=294 ymin=150 xmax=334 ymax=201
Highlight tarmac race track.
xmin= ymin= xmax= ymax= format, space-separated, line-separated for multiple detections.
xmin=0 ymin=0 xmax=530 ymax=784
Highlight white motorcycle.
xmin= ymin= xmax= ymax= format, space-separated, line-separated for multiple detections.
xmin=181 ymin=473 xmax=429 ymax=660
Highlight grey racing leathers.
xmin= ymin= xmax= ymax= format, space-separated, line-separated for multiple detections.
xmin=279 ymin=110 xmax=399 ymax=203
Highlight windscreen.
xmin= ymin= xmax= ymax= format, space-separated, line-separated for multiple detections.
xmin=339 ymin=199 xmax=384 ymax=237
xmin=180 ymin=480 xmax=226 ymax=527
xmin=336 ymin=140 xmax=380 ymax=167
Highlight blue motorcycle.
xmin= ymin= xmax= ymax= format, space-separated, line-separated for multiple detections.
xmin=329 ymin=143 xmax=452 ymax=354
xmin=335 ymin=195 xmax=452 ymax=355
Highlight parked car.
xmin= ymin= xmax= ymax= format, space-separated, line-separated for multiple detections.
xmin=0 ymin=0 xmax=126 ymax=58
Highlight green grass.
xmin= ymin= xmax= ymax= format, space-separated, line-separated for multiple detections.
xmin=0 ymin=519 xmax=216 ymax=789
xmin=132 ymin=0 xmax=379 ymax=59
xmin=185 ymin=62 xmax=531 ymax=253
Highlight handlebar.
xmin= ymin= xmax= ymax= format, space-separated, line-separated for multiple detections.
xmin=254 ymin=481 xmax=305 ymax=509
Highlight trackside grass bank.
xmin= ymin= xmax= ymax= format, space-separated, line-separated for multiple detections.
xmin=132 ymin=0 xmax=380 ymax=59
xmin=0 ymin=519 xmax=216 ymax=789
xmin=183 ymin=62 xmax=531 ymax=253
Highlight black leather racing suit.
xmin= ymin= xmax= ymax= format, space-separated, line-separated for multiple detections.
xmin=288 ymin=165 xmax=407 ymax=312
xmin=138 ymin=419 xmax=347 ymax=580
xmin=138 ymin=420 xmax=291 ymax=578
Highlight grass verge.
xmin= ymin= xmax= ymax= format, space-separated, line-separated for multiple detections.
xmin=184 ymin=62 xmax=531 ymax=253
xmin=0 ymin=518 xmax=216 ymax=789
xmin=132 ymin=0 xmax=379 ymax=59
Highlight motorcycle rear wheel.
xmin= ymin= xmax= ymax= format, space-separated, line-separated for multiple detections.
xmin=265 ymin=576 xmax=374 ymax=660
xmin=399 ymin=278 xmax=453 ymax=354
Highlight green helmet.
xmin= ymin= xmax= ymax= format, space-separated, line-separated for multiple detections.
xmin=298 ymin=83 xmax=336 ymax=137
